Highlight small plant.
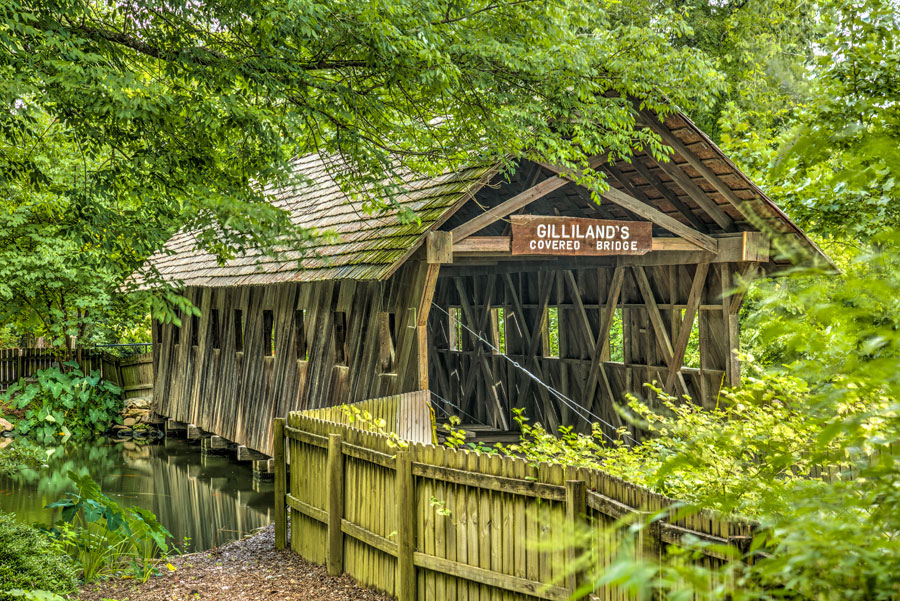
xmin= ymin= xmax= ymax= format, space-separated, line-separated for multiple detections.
xmin=6 ymin=591 xmax=67 ymax=601
xmin=0 ymin=512 xmax=79 ymax=601
xmin=2 ymin=363 xmax=123 ymax=444
xmin=0 ymin=439 xmax=50 ymax=476
xmin=429 ymin=496 xmax=451 ymax=517
xmin=340 ymin=404 xmax=409 ymax=449
xmin=441 ymin=416 xmax=469 ymax=449
xmin=46 ymin=470 xmax=173 ymax=583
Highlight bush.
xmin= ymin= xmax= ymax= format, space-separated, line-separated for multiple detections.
xmin=1 ymin=364 xmax=122 ymax=444
xmin=48 ymin=471 xmax=174 ymax=583
xmin=0 ymin=512 xmax=79 ymax=601
xmin=0 ymin=440 xmax=48 ymax=477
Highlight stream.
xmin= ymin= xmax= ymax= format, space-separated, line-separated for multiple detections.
xmin=0 ymin=438 xmax=273 ymax=552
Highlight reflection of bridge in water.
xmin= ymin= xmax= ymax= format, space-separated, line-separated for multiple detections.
xmin=0 ymin=438 xmax=272 ymax=552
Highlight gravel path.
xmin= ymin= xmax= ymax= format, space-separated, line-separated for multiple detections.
xmin=79 ymin=525 xmax=392 ymax=601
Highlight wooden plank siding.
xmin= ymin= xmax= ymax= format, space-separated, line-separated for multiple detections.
xmin=152 ymin=256 xmax=437 ymax=456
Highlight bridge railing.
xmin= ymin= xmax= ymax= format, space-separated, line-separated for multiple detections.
xmin=273 ymin=391 xmax=753 ymax=601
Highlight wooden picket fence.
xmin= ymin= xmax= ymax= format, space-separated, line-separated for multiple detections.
xmin=0 ymin=348 xmax=108 ymax=391
xmin=116 ymin=353 xmax=154 ymax=400
xmin=274 ymin=393 xmax=753 ymax=601
xmin=302 ymin=390 xmax=436 ymax=445
xmin=0 ymin=348 xmax=153 ymax=400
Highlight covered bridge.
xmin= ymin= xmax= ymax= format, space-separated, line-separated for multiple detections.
xmin=147 ymin=111 xmax=828 ymax=456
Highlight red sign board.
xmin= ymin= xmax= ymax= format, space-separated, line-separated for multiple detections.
xmin=510 ymin=216 xmax=652 ymax=256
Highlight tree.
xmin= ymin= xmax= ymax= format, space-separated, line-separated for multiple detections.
xmin=0 ymin=0 xmax=722 ymax=347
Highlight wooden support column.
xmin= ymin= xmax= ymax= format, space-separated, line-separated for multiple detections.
xmin=721 ymin=264 xmax=741 ymax=387
xmin=417 ymin=263 xmax=442 ymax=390
xmin=326 ymin=433 xmax=344 ymax=576
xmin=566 ymin=480 xmax=587 ymax=594
xmin=396 ymin=449 xmax=416 ymax=601
xmin=273 ymin=417 xmax=287 ymax=550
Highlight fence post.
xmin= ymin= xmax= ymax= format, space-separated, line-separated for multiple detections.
xmin=16 ymin=349 xmax=22 ymax=382
xmin=326 ymin=432 xmax=344 ymax=576
xmin=396 ymin=448 xmax=415 ymax=601
xmin=274 ymin=417 xmax=287 ymax=550
xmin=566 ymin=480 xmax=587 ymax=595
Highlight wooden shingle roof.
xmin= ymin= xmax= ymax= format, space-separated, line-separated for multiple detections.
xmin=149 ymin=154 xmax=495 ymax=287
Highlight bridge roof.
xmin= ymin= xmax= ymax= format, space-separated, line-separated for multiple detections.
xmin=146 ymin=113 xmax=829 ymax=288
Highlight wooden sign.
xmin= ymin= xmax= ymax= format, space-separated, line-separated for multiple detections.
xmin=510 ymin=216 xmax=652 ymax=256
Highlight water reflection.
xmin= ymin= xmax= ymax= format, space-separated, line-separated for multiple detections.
xmin=0 ymin=438 xmax=272 ymax=552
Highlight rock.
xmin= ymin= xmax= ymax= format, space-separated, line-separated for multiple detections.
xmin=0 ymin=437 xmax=12 ymax=449
xmin=127 ymin=397 xmax=152 ymax=410
xmin=114 ymin=428 xmax=133 ymax=438
xmin=123 ymin=417 xmax=137 ymax=427
xmin=0 ymin=417 xmax=12 ymax=432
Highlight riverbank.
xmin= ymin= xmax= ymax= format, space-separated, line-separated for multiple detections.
xmin=79 ymin=524 xmax=391 ymax=601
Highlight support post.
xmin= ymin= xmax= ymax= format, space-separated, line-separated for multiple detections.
xmin=326 ymin=433 xmax=344 ymax=576
xmin=566 ymin=480 xmax=587 ymax=594
xmin=273 ymin=418 xmax=287 ymax=550
xmin=396 ymin=449 xmax=416 ymax=601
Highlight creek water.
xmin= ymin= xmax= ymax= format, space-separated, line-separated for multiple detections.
xmin=0 ymin=438 xmax=273 ymax=552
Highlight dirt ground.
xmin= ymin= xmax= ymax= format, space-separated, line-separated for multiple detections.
xmin=79 ymin=525 xmax=392 ymax=601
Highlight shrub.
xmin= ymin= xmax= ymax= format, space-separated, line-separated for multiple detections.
xmin=1 ymin=364 xmax=122 ymax=444
xmin=48 ymin=470 xmax=173 ymax=583
xmin=0 ymin=512 xmax=79 ymax=601
xmin=0 ymin=439 xmax=48 ymax=477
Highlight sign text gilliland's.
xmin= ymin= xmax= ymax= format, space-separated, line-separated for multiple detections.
xmin=510 ymin=216 xmax=652 ymax=256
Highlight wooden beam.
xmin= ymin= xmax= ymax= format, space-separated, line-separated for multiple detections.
xmin=563 ymin=271 xmax=623 ymax=429
xmin=729 ymin=263 xmax=760 ymax=315
xmin=620 ymin=234 xmax=768 ymax=267
xmin=583 ymin=267 xmax=626 ymax=415
xmin=639 ymin=113 xmax=754 ymax=227
xmin=606 ymin=163 xmax=710 ymax=235
xmin=426 ymin=231 xmax=453 ymax=264
xmin=451 ymin=156 xmax=607 ymax=242
xmin=453 ymin=235 xmax=730 ymax=256
xmin=503 ymin=273 xmax=554 ymax=422
xmin=664 ymin=263 xmax=709 ymax=393
xmin=453 ymin=236 xmax=512 ymax=254
xmin=512 ymin=272 xmax=560 ymax=430
xmin=632 ymin=266 xmax=688 ymax=396
xmin=539 ymin=163 xmax=718 ymax=252
xmin=454 ymin=276 xmax=508 ymax=430
xmin=652 ymin=158 xmax=737 ymax=233
xmin=627 ymin=159 xmax=711 ymax=233
xmin=602 ymin=187 xmax=718 ymax=252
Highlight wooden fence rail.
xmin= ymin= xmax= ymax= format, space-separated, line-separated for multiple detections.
xmin=275 ymin=394 xmax=753 ymax=601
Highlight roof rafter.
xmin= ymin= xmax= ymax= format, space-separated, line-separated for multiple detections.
xmin=539 ymin=164 xmax=718 ymax=252
xmin=450 ymin=155 xmax=608 ymax=242
xmin=624 ymin=159 xmax=711 ymax=234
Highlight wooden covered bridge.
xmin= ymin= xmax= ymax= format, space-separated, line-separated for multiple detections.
xmin=146 ymin=111 xmax=827 ymax=456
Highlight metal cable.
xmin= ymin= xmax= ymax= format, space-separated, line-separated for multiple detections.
xmin=429 ymin=390 xmax=491 ymax=427
xmin=430 ymin=302 xmax=635 ymax=445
